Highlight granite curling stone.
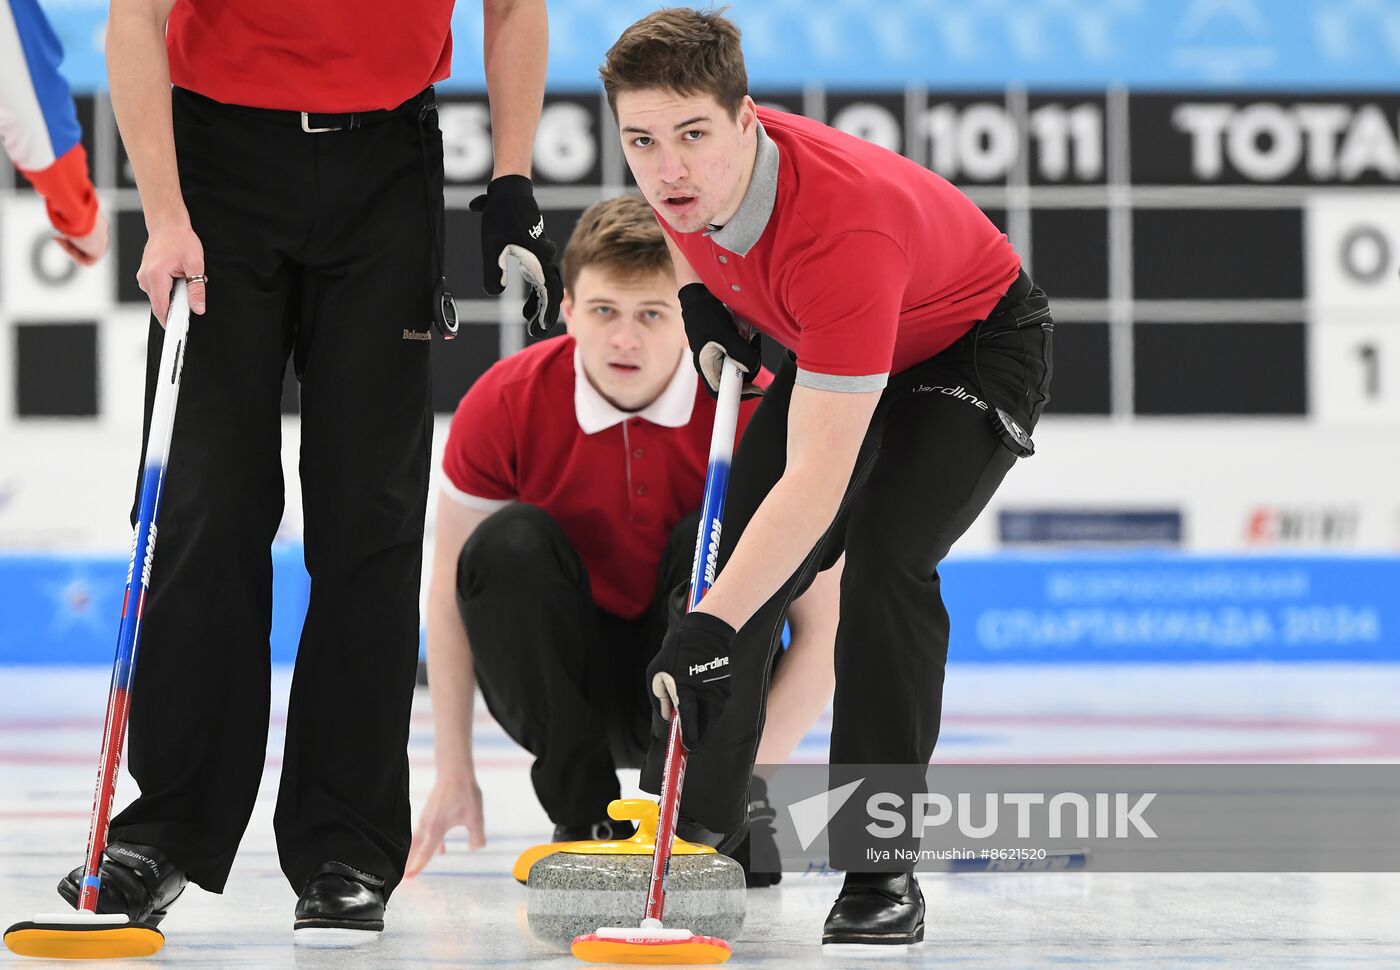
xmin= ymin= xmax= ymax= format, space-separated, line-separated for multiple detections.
xmin=523 ymin=799 xmax=746 ymax=949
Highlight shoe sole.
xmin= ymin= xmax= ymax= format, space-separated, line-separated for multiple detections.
xmin=822 ymin=922 xmax=925 ymax=948
xmin=293 ymin=923 xmax=384 ymax=947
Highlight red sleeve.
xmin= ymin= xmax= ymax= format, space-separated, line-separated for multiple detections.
xmin=783 ymin=230 xmax=908 ymax=391
xmin=18 ymin=144 xmax=99 ymax=237
xmin=441 ymin=364 xmax=519 ymax=508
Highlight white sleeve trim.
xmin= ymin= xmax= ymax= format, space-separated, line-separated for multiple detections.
xmin=441 ymin=478 xmax=513 ymax=512
xmin=795 ymin=368 xmax=889 ymax=393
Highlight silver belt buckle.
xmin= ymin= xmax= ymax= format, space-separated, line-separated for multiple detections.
xmin=300 ymin=111 xmax=343 ymax=133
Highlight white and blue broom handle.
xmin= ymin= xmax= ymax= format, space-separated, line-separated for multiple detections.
xmin=79 ymin=282 xmax=191 ymax=912
xmin=686 ymin=356 xmax=744 ymax=611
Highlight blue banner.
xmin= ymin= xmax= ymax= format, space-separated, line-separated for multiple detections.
xmin=3 ymin=550 xmax=1397 ymax=665
xmin=38 ymin=0 xmax=1400 ymax=93
xmin=0 ymin=546 xmax=310 ymax=666
xmin=945 ymin=555 xmax=1400 ymax=662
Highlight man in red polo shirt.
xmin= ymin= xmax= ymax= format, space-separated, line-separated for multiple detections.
xmin=56 ymin=0 xmax=564 ymax=941
xmin=600 ymin=9 xmax=1053 ymax=947
xmin=403 ymin=195 xmax=838 ymax=885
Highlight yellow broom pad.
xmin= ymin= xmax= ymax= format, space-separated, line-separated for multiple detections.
xmin=4 ymin=917 xmax=165 ymax=960
xmin=571 ymin=932 xmax=732 ymax=964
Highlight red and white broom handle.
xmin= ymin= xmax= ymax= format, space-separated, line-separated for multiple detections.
xmin=78 ymin=284 xmax=191 ymax=912
xmin=644 ymin=354 xmax=744 ymax=925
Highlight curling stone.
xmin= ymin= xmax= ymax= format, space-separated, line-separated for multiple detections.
xmin=522 ymin=798 xmax=745 ymax=949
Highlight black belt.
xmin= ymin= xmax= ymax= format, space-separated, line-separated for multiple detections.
xmin=172 ymin=85 xmax=458 ymax=339
xmin=175 ymin=86 xmax=433 ymax=133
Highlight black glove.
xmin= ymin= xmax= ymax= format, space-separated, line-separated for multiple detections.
xmin=678 ymin=283 xmax=764 ymax=398
xmin=647 ymin=610 xmax=737 ymax=752
xmin=470 ymin=175 xmax=564 ymax=338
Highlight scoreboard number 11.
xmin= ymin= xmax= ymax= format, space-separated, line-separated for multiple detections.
xmin=829 ymin=101 xmax=1104 ymax=183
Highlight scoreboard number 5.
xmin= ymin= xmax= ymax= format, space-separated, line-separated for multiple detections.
xmin=439 ymin=99 xmax=598 ymax=184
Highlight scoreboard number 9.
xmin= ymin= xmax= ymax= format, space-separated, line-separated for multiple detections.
xmin=825 ymin=99 xmax=1105 ymax=183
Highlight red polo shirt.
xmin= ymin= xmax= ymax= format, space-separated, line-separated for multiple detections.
xmin=661 ymin=106 xmax=1021 ymax=392
xmin=166 ymin=0 xmax=453 ymax=112
xmin=441 ymin=337 xmax=766 ymax=620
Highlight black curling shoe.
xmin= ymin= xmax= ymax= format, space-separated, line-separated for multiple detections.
xmin=822 ymin=872 xmax=926 ymax=946
xmin=551 ymin=819 xmax=638 ymax=842
xmin=58 ymin=841 xmax=188 ymax=925
xmin=293 ymin=861 xmax=386 ymax=942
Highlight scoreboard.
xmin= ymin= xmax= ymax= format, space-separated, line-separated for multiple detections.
xmin=2 ymin=85 xmax=1398 ymax=553
xmin=461 ymin=88 xmax=1397 ymax=427
xmin=3 ymin=87 xmax=1398 ymax=427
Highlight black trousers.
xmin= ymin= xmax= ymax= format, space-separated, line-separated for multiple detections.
xmin=108 ymin=87 xmax=442 ymax=898
xmin=457 ymin=504 xmax=700 ymax=826
xmin=642 ymin=274 xmax=1053 ymax=843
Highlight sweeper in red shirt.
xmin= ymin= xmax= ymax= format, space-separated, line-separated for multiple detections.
xmin=57 ymin=0 xmax=564 ymax=941
xmin=406 ymin=195 xmax=839 ymax=885
xmin=601 ymin=9 xmax=1054 ymax=948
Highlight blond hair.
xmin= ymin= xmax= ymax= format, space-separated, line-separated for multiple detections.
xmin=562 ymin=195 xmax=673 ymax=291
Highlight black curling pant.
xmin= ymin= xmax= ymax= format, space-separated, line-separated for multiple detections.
xmin=108 ymin=86 xmax=443 ymax=899
xmin=642 ymin=274 xmax=1054 ymax=866
xmin=458 ymin=503 xmax=699 ymax=825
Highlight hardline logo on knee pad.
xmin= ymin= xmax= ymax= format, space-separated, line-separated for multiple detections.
xmin=912 ymin=384 xmax=989 ymax=410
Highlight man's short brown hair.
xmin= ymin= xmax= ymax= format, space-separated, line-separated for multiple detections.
xmin=562 ymin=195 xmax=674 ymax=292
xmin=598 ymin=8 xmax=748 ymax=119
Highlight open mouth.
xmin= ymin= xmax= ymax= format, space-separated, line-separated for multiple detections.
xmin=661 ymin=194 xmax=697 ymax=214
xmin=608 ymin=361 xmax=642 ymax=375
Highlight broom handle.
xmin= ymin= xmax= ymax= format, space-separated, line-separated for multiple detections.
xmin=644 ymin=355 xmax=744 ymax=925
xmin=77 ymin=284 xmax=192 ymax=913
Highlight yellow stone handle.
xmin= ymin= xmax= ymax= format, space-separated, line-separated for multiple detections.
xmin=607 ymin=798 xmax=660 ymax=843
xmin=508 ymin=796 xmax=713 ymax=875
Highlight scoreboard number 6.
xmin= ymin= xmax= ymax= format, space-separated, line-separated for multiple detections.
xmin=532 ymin=102 xmax=597 ymax=183
xmin=438 ymin=99 xmax=598 ymax=184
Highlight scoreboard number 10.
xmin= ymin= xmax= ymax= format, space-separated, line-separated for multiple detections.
xmin=924 ymin=103 xmax=1103 ymax=182
xmin=828 ymin=101 xmax=1104 ymax=183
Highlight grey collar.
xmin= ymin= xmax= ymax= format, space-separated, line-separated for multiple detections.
xmin=706 ymin=122 xmax=779 ymax=257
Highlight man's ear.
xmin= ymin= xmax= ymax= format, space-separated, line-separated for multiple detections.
xmin=737 ymin=95 xmax=759 ymax=137
xmin=561 ymin=288 xmax=575 ymax=334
